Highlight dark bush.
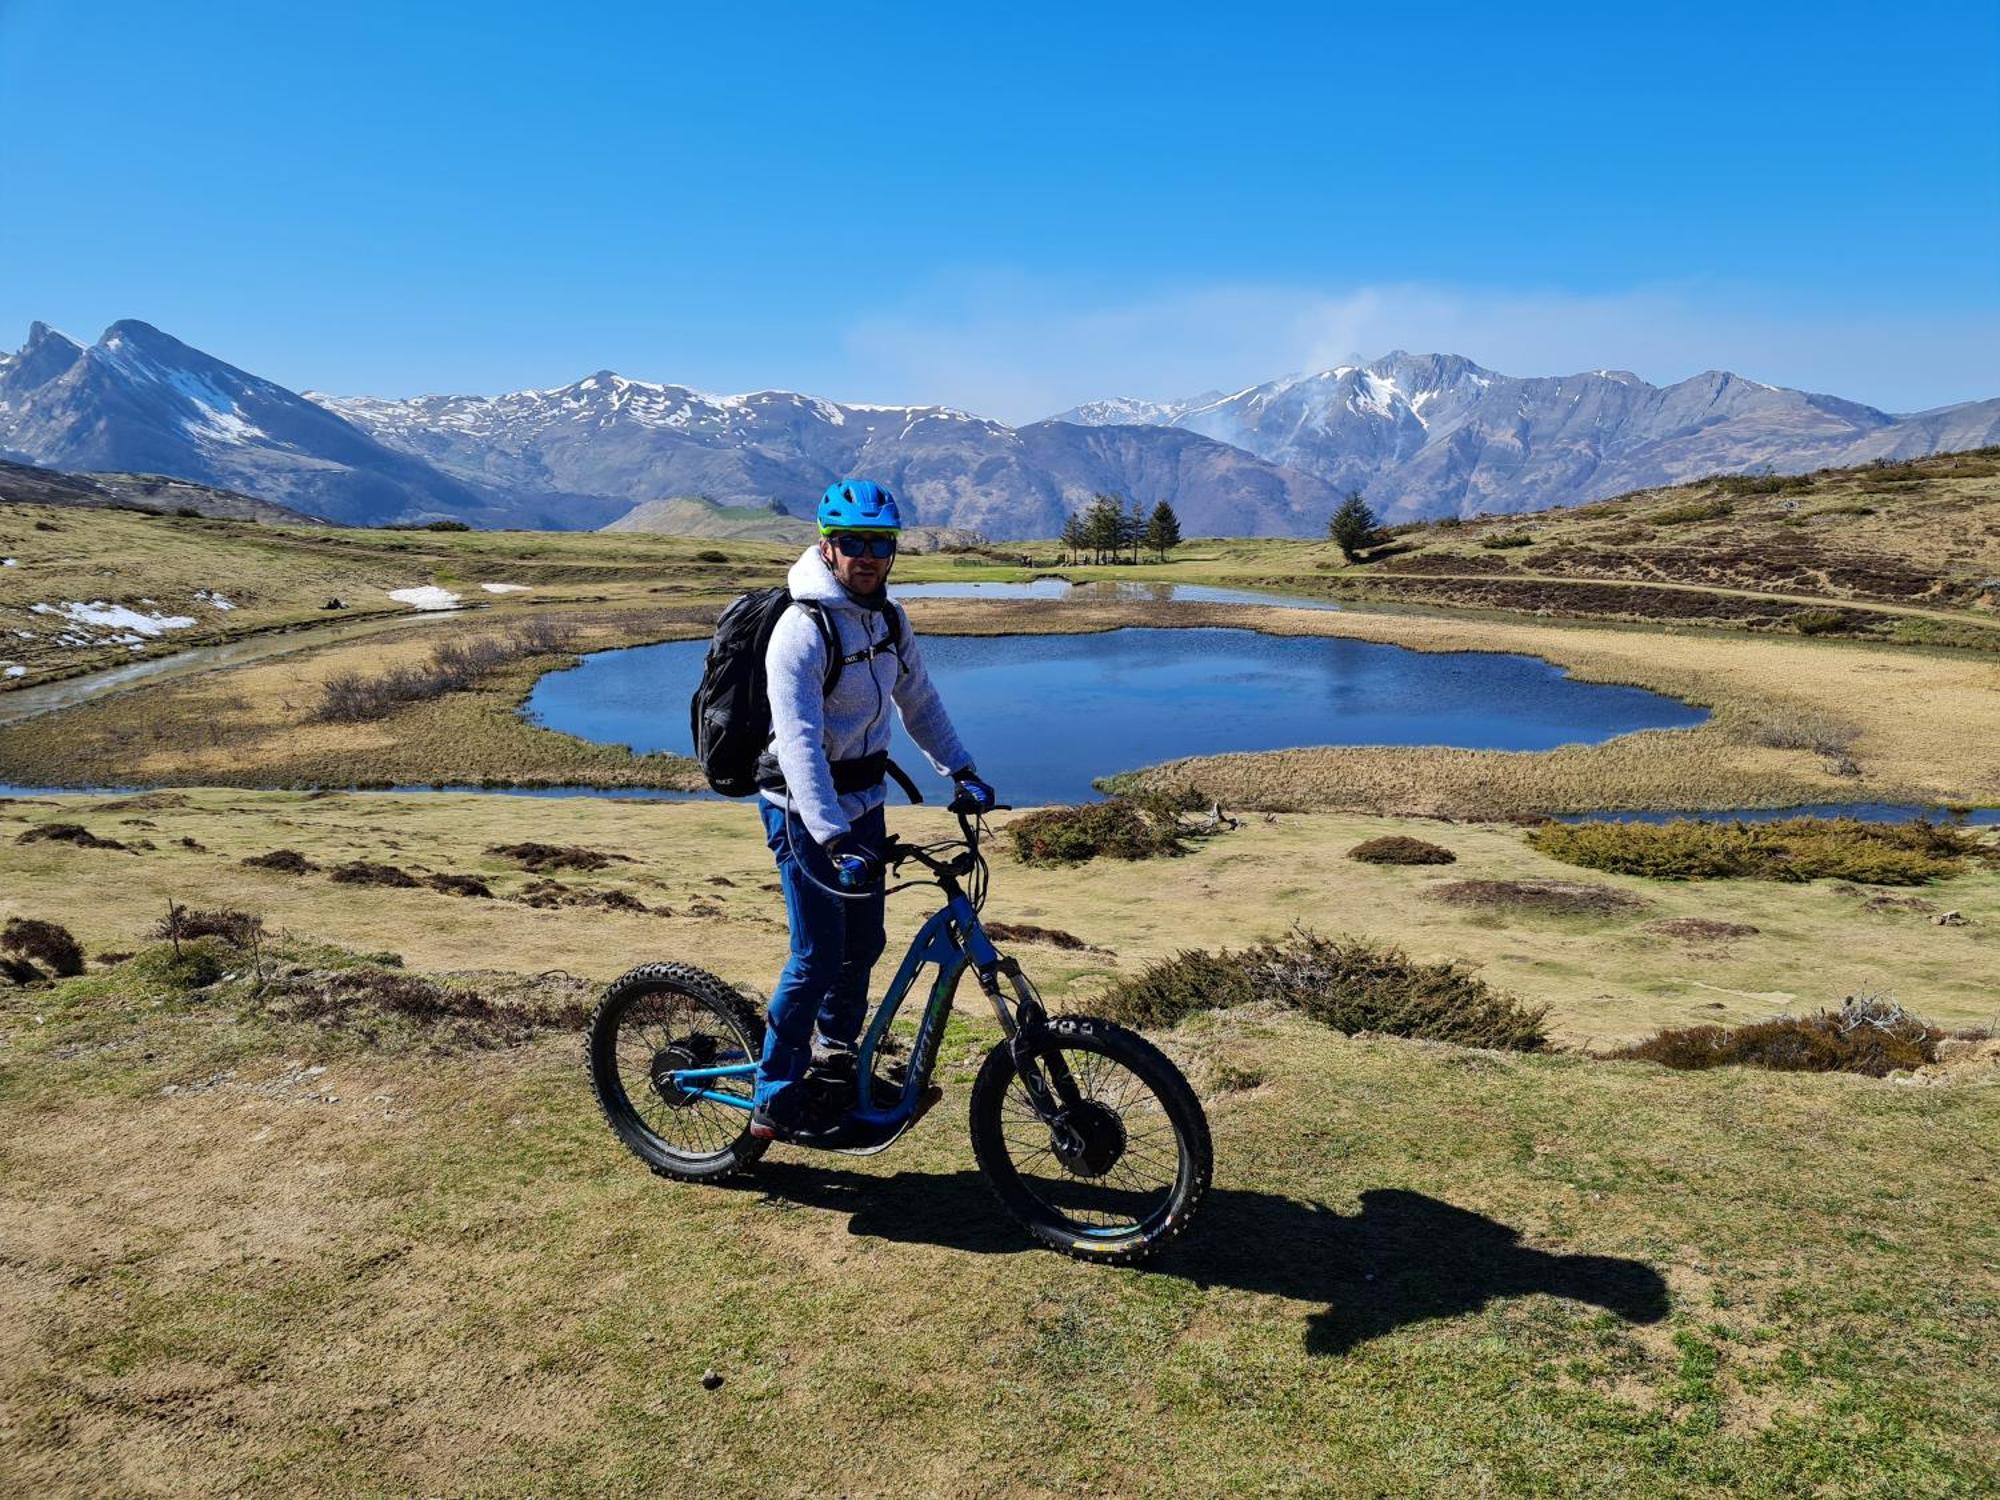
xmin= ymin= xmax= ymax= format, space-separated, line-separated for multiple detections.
xmin=486 ymin=841 xmax=628 ymax=872
xmin=1100 ymin=928 xmax=1547 ymax=1051
xmin=425 ymin=873 xmax=493 ymax=898
xmin=1349 ymin=835 xmax=1457 ymax=866
xmin=695 ymin=549 xmax=729 ymax=563
xmin=2 ymin=955 xmax=45 ymax=985
xmin=174 ymin=505 xmax=203 ymax=518
xmin=242 ymin=849 xmax=319 ymax=875
xmin=2 ymin=917 xmax=85 ymax=977
xmin=1007 ymin=799 xmax=1185 ymax=866
xmin=1612 ymin=995 xmax=1941 ymax=1076
xmin=153 ymin=905 xmax=263 ymax=946
xmin=328 ymin=860 xmax=420 ymax=888
xmin=1527 ymin=817 xmax=1983 ymax=885
xmin=16 ymin=822 xmax=128 ymax=851
xmin=1479 ymin=531 xmax=1534 ymax=550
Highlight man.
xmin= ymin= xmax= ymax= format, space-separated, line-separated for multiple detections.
xmin=751 ymin=478 xmax=994 ymax=1140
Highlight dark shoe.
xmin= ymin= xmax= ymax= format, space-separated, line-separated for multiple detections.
xmin=749 ymin=1103 xmax=849 ymax=1145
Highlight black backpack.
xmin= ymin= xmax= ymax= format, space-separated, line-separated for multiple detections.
xmin=688 ymin=587 xmax=907 ymax=797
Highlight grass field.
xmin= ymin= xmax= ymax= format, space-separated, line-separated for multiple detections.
xmin=4 ymin=791 xmax=1995 ymax=1045
xmin=5 ymin=457 xmax=1999 ymax=1496
xmin=2 ymin=924 xmax=1995 ymax=1496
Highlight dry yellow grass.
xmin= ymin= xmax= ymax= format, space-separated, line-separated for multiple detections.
xmin=3 ymin=789 xmax=1994 ymax=1045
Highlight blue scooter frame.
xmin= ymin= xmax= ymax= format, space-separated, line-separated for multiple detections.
xmin=666 ymin=885 xmax=1016 ymax=1150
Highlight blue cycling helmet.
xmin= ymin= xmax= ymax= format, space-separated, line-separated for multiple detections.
xmin=816 ymin=478 xmax=903 ymax=533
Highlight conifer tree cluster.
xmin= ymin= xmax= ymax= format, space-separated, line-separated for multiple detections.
xmin=1060 ymin=494 xmax=1183 ymax=563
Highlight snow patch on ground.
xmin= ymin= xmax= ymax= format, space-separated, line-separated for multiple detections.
xmin=4 ymin=665 xmax=25 ymax=678
xmin=2 ymin=558 xmax=16 ymax=567
xmin=194 ymin=589 xmax=236 ymax=610
xmin=29 ymin=601 xmax=198 ymax=637
xmin=479 ymin=583 xmax=532 ymax=594
xmin=387 ymin=586 xmax=463 ymax=611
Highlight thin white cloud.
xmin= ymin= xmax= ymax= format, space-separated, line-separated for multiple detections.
xmin=841 ymin=275 xmax=2000 ymax=424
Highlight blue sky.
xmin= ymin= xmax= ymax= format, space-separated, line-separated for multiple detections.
xmin=2 ymin=0 xmax=1995 ymax=419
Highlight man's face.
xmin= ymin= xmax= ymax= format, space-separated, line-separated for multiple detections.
xmin=819 ymin=532 xmax=895 ymax=595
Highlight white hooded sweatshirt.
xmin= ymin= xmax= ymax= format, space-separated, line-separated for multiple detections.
xmin=759 ymin=545 xmax=973 ymax=847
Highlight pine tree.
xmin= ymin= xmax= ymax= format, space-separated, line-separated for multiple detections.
xmin=1059 ymin=510 xmax=1086 ymax=564
xmin=1143 ymin=500 xmax=1182 ymax=561
xmin=1123 ymin=499 xmax=1146 ymax=563
xmin=1328 ymin=491 xmax=1381 ymax=564
xmin=1083 ymin=493 xmax=1122 ymax=562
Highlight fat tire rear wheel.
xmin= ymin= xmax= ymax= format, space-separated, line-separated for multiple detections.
xmin=589 ymin=961 xmax=768 ymax=1182
xmin=969 ymin=1014 xmax=1211 ymax=1264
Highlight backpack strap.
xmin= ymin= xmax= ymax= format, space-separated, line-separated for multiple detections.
xmin=791 ymin=598 xmax=844 ymax=695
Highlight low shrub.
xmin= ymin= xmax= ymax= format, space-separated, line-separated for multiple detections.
xmin=984 ymin=921 xmax=1110 ymax=953
xmin=1007 ymin=798 xmax=1185 ymax=866
xmin=1612 ymin=994 xmax=1942 ymax=1077
xmin=425 ymin=873 xmax=493 ymax=898
xmin=15 ymin=822 xmax=128 ymax=851
xmin=153 ymin=905 xmax=263 ymax=947
xmin=328 ymin=860 xmax=420 ymax=888
xmin=2 ymin=917 xmax=84 ymax=977
xmin=310 ymin=618 xmax=581 ymax=723
xmin=1348 ymin=835 xmax=1456 ymax=866
xmin=255 ymin=963 xmax=594 ymax=1051
xmin=1479 ymin=531 xmax=1534 ymax=550
xmin=1653 ymin=498 xmax=1734 ymax=525
xmin=242 ymin=849 xmax=319 ymax=875
xmin=1527 ymin=817 xmax=1983 ymax=885
xmin=1791 ymin=608 xmax=1855 ymax=637
xmin=486 ymin=841 xmax=628 ymax=872
xmin=124 ymin=938 xmax=231 ymax=991
xmin=1427 ymin=878 xmax=1647 ymax=916
xmin=1100 ymin=928 xmax=1547 ymax=1051
xmin=695 ymin=549 xmax=729 ymax=563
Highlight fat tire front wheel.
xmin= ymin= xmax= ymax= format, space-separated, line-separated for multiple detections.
xmin=589 ymin=961 xmax=768 ymax=1182
xmin=969 ymin=1014 xmax=1211 ymax=1263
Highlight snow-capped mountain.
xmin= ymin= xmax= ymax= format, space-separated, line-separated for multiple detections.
xmin=311 ymin=372 xmax=1344 ymax=538
xmin=6 ymin=319 xmax=1995 ymax=534
xmin=1056 ymin=352 xmax=2000 ymax=519
xmin=0 ymin=321 xmax=573 ymax=528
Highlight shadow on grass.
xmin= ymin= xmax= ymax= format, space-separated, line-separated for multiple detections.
xmin=745 ymin=1164 xmax=1669 ymax=1355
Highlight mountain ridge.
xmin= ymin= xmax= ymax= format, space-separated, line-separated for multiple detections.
xmin=5 ymin=320 xmax=1996 ymax=536
xmin=1052 ymin=351 xmax=2000 ymax=520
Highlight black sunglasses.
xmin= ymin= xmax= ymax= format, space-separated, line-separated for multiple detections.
xmin=828 ymin=533 xmax=897 ymax=559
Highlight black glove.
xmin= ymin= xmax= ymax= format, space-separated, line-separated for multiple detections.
xmin=950 ymin=766 xmax=996 ymax=812
xmin=826 ymin=833 xmax=881 ymax=890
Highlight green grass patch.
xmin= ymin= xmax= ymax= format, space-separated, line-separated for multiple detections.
xmin=1098 ymin=927 xmax=1549 ymax=1051
xmin=1527 ymin=817 xmax=1988 ymax=885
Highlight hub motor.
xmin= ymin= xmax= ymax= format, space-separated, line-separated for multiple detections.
xmin=1050 ymin=1099 xmax=1127 ymax=1178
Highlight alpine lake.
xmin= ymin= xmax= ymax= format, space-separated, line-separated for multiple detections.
xmin=524 ymin=581 xmax=1711 ymax=805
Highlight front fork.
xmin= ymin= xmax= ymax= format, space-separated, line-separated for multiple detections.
xmin=974 ymin=956 xmax=1088 ymax=1152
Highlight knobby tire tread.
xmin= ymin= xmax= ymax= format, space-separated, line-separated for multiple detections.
xmin=969 ymin=1014 xmax=1212 ymax=1265
xmin=588 ymin=961 xmax=769 ymax=1182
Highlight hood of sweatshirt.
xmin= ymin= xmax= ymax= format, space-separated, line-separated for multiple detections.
xmin=785 ymin=545 xmax=893 ymax=621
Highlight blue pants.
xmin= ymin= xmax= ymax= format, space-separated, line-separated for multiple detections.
xmin=754 ymin=800 xmax=887 ymax=1115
